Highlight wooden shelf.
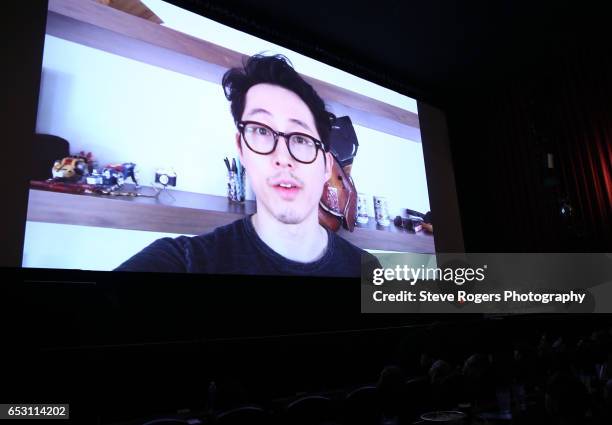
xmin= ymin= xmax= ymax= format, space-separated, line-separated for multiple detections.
xmin=46 ymin=0 xmax=420 ymax=140
xmin=27 ymin=187 xmax=255 ymax=236
xmin=26 ymin=187 xmax=435 ymax=253
xmin=340 ymin=218 xmax=435 ymax=253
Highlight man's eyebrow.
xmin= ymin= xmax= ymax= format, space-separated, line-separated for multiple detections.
xmin=289 ymin=118 xmax=312 ymax=132
xmin=244 ymin=109 xmax=313 ymax=132
xmin=244 ymin=108 xmax=271 ymax=117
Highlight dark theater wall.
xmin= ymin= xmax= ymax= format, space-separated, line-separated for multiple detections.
xmin=446 ymin=41 xmax=612 ymax=252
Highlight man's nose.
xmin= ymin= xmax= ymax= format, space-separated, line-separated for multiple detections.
xmin=273 ymin=136 xmax=295 ymax=168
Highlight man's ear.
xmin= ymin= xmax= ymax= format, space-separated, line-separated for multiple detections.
xmin=324 ymin=152 xmax=333 ymax=181
xmin=235 ymin=132 xmax=244 ymax=163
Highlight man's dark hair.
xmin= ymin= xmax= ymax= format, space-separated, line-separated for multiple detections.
xmin=222 ymin=54 xmax=331 ymax=150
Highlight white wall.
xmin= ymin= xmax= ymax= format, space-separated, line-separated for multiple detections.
xmin=23 ymin=221 xmax=186 ymax=271
xmin=37 ymin=35 xmax=249 ymax=199
xmin=351 ymin=125 xmax=430 ymax=217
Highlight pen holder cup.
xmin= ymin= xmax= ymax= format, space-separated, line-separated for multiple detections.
xmin=227 ymin=170 xmax=246 ymax=203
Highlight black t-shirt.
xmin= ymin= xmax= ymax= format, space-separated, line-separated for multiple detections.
xmin=115 ymin=216 xmax=380 ymax=277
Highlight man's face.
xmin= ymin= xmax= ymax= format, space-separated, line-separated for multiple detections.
xmin=237 ymin=83 xmax=332 ymax=225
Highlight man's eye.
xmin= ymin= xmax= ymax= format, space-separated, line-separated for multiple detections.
xmin=294 ymin=136 xmax=313 ymax=146
xmin=256 ymin=127 xmax=269 ymax=136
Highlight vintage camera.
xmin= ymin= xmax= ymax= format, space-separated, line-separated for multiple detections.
xmin=394 ymin=215 xmax=423 ymax=232
xmin=155 ymin=169 xmax=177 ymax=187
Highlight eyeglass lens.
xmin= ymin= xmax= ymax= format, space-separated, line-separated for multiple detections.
xmin=241 ymin=122 xmax=319 ymax=163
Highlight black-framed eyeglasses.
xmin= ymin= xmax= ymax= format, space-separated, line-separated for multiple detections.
xmin=237 ymin=121 xmax=325 ymax=164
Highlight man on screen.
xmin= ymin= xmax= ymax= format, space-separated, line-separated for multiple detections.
xmin=116 ymin=54 xmax=378 ymax=277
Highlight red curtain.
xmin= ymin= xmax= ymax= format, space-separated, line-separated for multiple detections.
xmin=474 ymin=45 xmax=612 ymax=251
xmin=555 ymin=47 xmax=612 ymax=249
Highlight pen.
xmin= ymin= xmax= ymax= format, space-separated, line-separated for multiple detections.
xmin=240 ymin=163 xmax=245 ymax=198
xmin=236 ymin=158 xmax=242 ymax=200
xmin=224 ymin=157 xmax=231 ymax=174
xmin=232 ymin=158 xmax=237 ymax=173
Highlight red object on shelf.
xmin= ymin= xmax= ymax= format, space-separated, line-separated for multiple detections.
xmin=30 ymin=179 xmax=99 ymax=194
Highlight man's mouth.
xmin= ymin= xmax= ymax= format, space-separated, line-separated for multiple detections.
xmin=271 ymin=179 xmax=302 ymax=200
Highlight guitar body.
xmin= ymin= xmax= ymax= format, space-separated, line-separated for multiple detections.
xmin=318 ymin=115 xmax=359 ymax=233
xmin=318 ymin=158 xmax=357 ymax=232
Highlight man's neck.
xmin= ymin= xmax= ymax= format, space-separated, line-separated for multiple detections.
xmin=251 ymin=210 xmax=328 ymax=263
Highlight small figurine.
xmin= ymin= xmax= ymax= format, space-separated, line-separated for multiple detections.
xmin=101 ymin=163 xmax=138 ymax=187
xmin=51 ymin=156 xmax=90 ymax=182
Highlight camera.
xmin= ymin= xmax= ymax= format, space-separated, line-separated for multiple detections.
xmin=155 ymin=169 xmax=177 ymax=187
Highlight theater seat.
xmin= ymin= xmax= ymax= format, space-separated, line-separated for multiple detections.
xmin=285 ymin=395 xmax=334 ymax=425
xmin=344 ymin=385 xmax=380 ymax=425
xmin=215 ymin=405 xmax=269 ymax=425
